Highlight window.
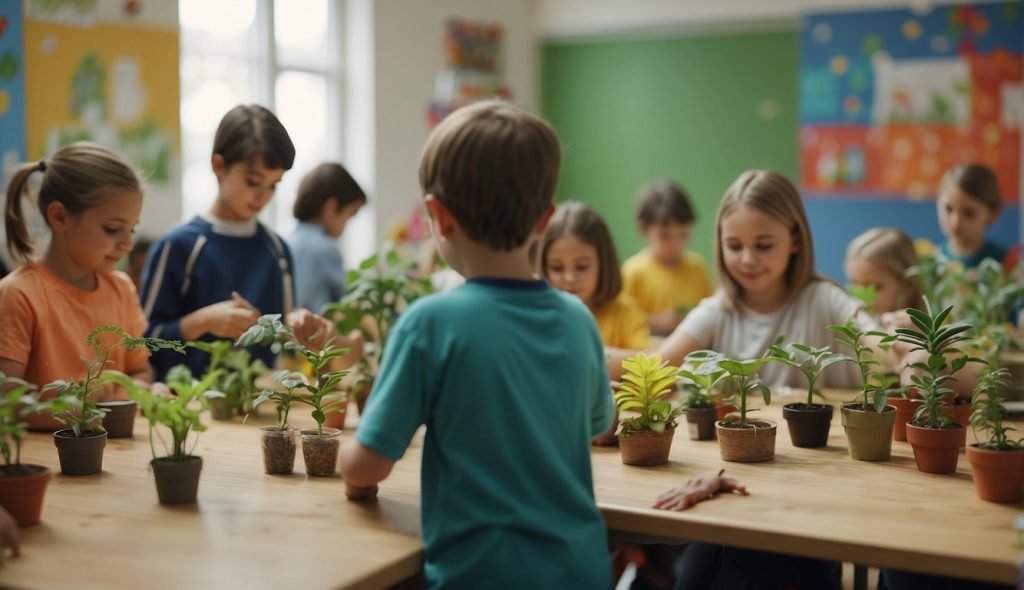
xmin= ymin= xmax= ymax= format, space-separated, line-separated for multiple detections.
xmin=179 ymin=0 xmax=355 ymax=248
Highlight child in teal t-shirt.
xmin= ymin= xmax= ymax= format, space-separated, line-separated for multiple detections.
xmin=340 ymin=101 xmax=614 ymax=589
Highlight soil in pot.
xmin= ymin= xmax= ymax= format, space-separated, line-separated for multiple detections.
xmin=261 ymin=426 xmax=299 ymax=475
xmin=966 ymin=445 xmax=1024 ymax=503
xmin=302 ymin=428 xmax=342 ymax=476
xmin=620 ymin=428 xmax=676 ymax=466
xmin=151 ymin=457 xmax=203 ymax=504
xmin=841 ymin=403 xmax=896 ymax=461
xmin=782 ymin=403 xmax=833 ymax=448
xmin=53 ymin=429 xmax=107 ymax=475
xmin=905 ymin=422 xmax=966 ymax=474
xmin=98 ymin=400 xmax=137 ymax=438
xmin=685 ymin=407 xmax=716 ymax=441
xmin=716 ymin=420 xmax=776 ymax=462
xmin=0 ymin=464 xmax=51 ymax=526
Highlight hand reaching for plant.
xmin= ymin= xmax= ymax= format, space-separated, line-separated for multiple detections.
xmin=185 ymin=292 xmax=261 ymax=340
xmin=345 ymin=483 xmax=379 ymax=501
xmin=286 ymin=309 xmax=333 ymax=351
xmin=0 ymin=506 xmax=20 ymax=558
xmin=652 ymin=470 xmax=748 ymax=511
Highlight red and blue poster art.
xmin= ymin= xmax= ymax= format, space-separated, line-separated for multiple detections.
xmin=800 ymin=2 xmax=1022 ymax=202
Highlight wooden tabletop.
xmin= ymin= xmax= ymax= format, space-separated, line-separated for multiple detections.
xmin=592 ymin=389 xmax=1023 ymax=585
xmin=3 ymin=411 xmax=424 ymax=590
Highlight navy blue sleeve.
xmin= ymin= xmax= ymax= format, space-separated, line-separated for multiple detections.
xmin=139 ymin=235 xmax=191 ymax=379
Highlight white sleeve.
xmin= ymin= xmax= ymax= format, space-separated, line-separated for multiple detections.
xmin=677 ymin=296 xmax=720 ymax=348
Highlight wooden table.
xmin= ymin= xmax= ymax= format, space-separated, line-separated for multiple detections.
xmin=3 ymin=412 xmax=424 ymax=590
xmin=591 ymin=389 xmax=1023 ymax=586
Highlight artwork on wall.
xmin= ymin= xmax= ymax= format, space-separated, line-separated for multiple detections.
xmin=426 ymin=19 xmax=511 ymax=128
xmin=0 ymin=0 xmax=25 ymax=177
xmin=800 ymin=1 xmax=1022 ymax=203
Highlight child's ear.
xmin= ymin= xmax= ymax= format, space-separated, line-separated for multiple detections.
xmin=424 ymin=194 xmax=458 ymax=238
xmin=46 ymin=201 xmax=71 ymax=233
xmin=533 ymin=204 xmax=557 ymax=235
xmin=211 ymin=154 xmax=228 ymax=180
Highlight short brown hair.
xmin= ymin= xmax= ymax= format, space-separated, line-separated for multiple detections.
xmin=418 ymin=100 xmax=561 ymax=251
xmin=539 ymin=201 xmax=622 ymax=309
xmin=213 ymin=104 xmax=296 ymax=170
xmin=635 ymin=180 xmax=695 ymax=227
xmin=293 ymin=163 xmax=367 ymax=222
xmin=941 ymin=163 xmax=1000 ymax=209
xmin=715 ymin=170 xmax=817 ymax=310
xmin=845 ymin=227 xmax=923 ymax=310
xmin=5 ymin=142 xmax=140 ymax=263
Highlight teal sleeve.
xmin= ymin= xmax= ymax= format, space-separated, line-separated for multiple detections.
xmin=588 ymin=324 xmax=615 ymax=436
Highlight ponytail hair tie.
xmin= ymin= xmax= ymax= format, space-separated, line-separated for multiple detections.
xmin=38 ymin=159 xmax=47 ymax=173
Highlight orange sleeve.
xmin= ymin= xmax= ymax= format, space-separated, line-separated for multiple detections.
xmin=113 ymin=272 xmax=151 ymax=375
xmin=0 ymin=279 xmax=36 ymax=367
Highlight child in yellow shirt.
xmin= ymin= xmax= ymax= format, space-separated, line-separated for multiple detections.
xmin=622 ymin=180 xmax=713 ymax=335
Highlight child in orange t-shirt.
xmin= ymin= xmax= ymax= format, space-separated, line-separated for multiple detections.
xmin=0 ymin=143 xmax=151 ymax=430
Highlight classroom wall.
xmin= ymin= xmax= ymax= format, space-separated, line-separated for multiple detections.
xmin=542 ymin=31 xmax=799 ymax=270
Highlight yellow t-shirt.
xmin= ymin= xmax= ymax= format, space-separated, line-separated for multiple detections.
xmin=621 ymin=249 xmax=713 ymax=315
xmin=592 ymin=294 xmax=651 ymax=349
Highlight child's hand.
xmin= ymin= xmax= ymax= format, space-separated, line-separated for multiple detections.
xmin=286 ymin=309 xmax=334 ymax=351
xmin=0 ymin=506 xmax=20 ymax=558
xmin=345 ymin=483 xmax=379 ymax=501
xmin=199 ymin=292 xmax=261 ymax=339
xmin=652 ymin=470 xmax=748 ymax=511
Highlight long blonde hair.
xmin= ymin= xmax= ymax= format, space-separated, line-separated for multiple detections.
xmin=845 ymin=227 xmax=923 ymax=310
xmin=714 ymin=170 xmax=818 ymax=310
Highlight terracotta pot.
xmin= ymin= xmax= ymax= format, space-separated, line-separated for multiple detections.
xmin=323 ymin=393 xmax=349 ymax=431
xmin=906 ymin=423 xmax=966 ymax=474
xmin=209 ymin=396 xmax=234 ymax=421
xmin=782 ymin=403 xmax=833 ymax=448
xmin=685 ymin=407 xmax=716 ymax=441
xmin=98 ymin=400 xmax=137 ymax=439
xmin=715 ymin=402 xmax=738 ymax=422
xmin=151 ymin=457 xmax=203 ymax=504
xmin=302 ymin=428 xmax=342 ymax=476
xmin=716 ymin=420 xmax=776 ymax=462
xmin=950 ymin=399 xmax=971 ymax=427
xmin=620 ymin=428 xmax=676 ymax=466
xmin=352 ymin=381 xmax=374 ymax=416
xmin=841 ymin=404 xmax=896 ymax=461
xmin=0 ymin=465 xmax=51 ymax=526
xmin=260 ymin=426 xmax=299 ymax=475
xmin=887 ymin=397 xmax=922 ymax=442
xmin=53 ymin=429 xmax=107 ymax=475
xmin=966 ymin=445 xmax=1024 ymax=503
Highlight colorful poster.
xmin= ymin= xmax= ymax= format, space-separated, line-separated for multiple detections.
xmin=800 ymin=2 xmax=1022 ymax=202
xmin=0 ymin=0 xmax=26 ymax=175
xmin=426 ymin=19 xmax=512 ymax=127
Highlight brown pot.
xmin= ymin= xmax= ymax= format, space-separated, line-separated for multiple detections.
xmin=888 ymin=397 xmax=922 ymax=441
xmin=906 ymin=423 xmax=966 ymax=474
xmin=53 ymin=429 xmax=107 ymax=475
xmin=966 ymin=445 xmax=1024 ymax=503
xmin=620 ymin=428 xmax=676 ymax=466
xmin=685 ymin=407 xmax=716 ymax=441
xmin=950 ymin=399 xmax=971 ymax=427
xmin=151 ymin=457 xmax=203 ymax=504
xmin=352 ymin=380 xmax=374 ymax=416
xmin=715 ymin=402 xmax=738 ymax=422
xmin=98 ymin=400 xmax=137 ymax=439
xmin=209 ymin=396 xmax=234 ymax=421
xmin=0 ymin=465 xmax=51 ymax=526
xmin=716 ymin=420 xmax=776 ymax=462
xmin=302 ymin=428 xmax=342 ymax=476
xmin=782 ymin=403 xmax=833 ymax=448
xmin=841 ymin=403 xmax=896 ymax=461
xmin=323 ymin=393 xmax=348 ymax=430
xmin=260 ymin=426 xmax=299 ymax=475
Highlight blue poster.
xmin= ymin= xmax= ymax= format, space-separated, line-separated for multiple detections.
xmin=0 ymin=0 xmax=25 ymax=168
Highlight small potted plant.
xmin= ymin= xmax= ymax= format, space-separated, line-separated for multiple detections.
xmin=714 ymin=355 xmax=778 ymax=463
xmin=239 ymin=315 xmax=351 ymax=477
xmin=678 ymin=350 xmax=727 ymax=441
xmin=895 ymin=299 xmax=979 ymax=474
xmin=111 ymin=365 xmax=222 ymax=504
xmin=966 ymin=364 xmax=1024 ymax=502
xmin=769 ymin=343 xmax=852 ymax=448
xmin=0 ymin=375 xmax=54 ymax=526
xmin=829 ymin=319 xmax=900 ymax=460
xmin=188 ymin=340 xmax=268 ymax=420
xmin=47 ymin=326 xmax=183 ymax=474
xmin=614 ymin=353 xmax=685 ymax=466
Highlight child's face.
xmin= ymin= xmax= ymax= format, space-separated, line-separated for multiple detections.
xmin=643 ymin=222 xmax=692 ymax=265
xmin=60 ymin=189 xmax=142 ymax=275
xmin=213 ymin=157 xmax=285 ymax=221
xmin=845 ymin=257 xmax=905 ymax=315
xmin=937 ymin=185 xmax=997 ymax=250
xmin=720 ymin=205 xmax=795 ymax=296
xmin=545 ymin=234 xmax=600 ymax=307
xmin=325 ymin=200 xmax=364 ymax=238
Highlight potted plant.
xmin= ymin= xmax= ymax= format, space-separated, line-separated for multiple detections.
xmin=966 ymin=364 xmax=1024 ymax=502
xmin=678 ymin=350 xmax=727 ymax=441
xmin=110 ymin=365 xmax=222 ymax=504
xmin=188 ymin=340 xmax=268 ymax=420
xmin=829 ymin=319 xmax=900 ymax=460
xmin=323 ymin=245 xmax=432 ymax=414
xmin=895 ymin=299 xmax=979 ymax=474
xmin=47 ymin=326 xmax=183 ymax=474
xmin=238 ymin=315 xmax=352 ymax=476
xmin=713 ymin=355 xmax=778 ymax=462
xmin=0 ymin=375 xmax=54 ymax=526
xmin=769 ymin=343 xmax=852 ymax=448
xmin=614 ymin=353 xmax=685 ymax=466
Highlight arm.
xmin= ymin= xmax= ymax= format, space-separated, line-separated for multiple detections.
xmin=653 ymin=470 xmax=748 ymax=511
xmin=646 ymin=310 xmax=684 ymax=336
xmin=339 ymin=440 xmax=395 ymax=499
xmin=656 ymin=327 xmax=703 ymax=367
